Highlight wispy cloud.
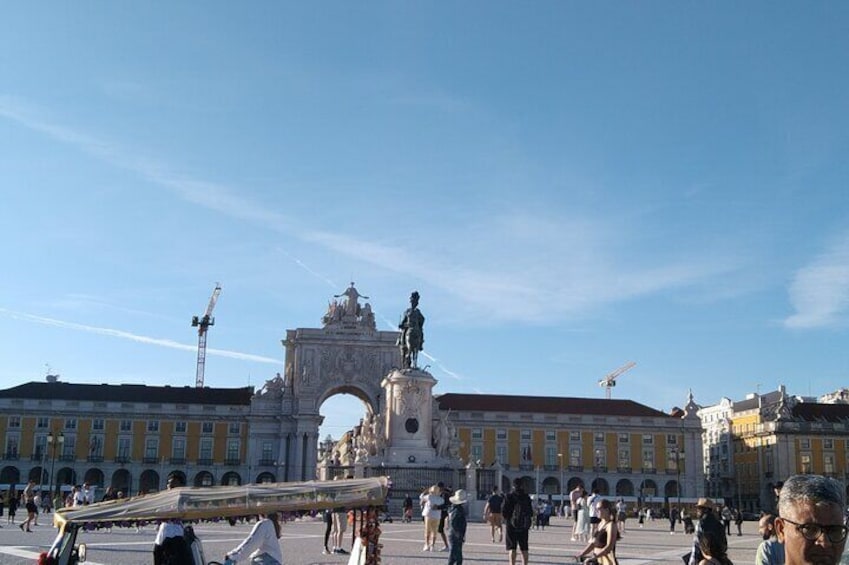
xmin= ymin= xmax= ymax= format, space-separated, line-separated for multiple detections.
xmin=0 ymin=308 xmax=282 ymax=364
xmin=0 ymin=96 xmax=735 ymax=325
xmin=784 ymin=233 xmax=849 ymax=329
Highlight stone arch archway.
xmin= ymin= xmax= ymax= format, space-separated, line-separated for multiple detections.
xmin=111 ymin=469 xmax=130 ymax=493
xmin=542 ymin=476 xmax=560 ymax=494
xmin=139 ymin=470 xmax=159 ymax=493
xmin=615 ymin=479 xmax=634 ymax=497
xmin=84 ymin=468 xmax=104 ymax=487
xmin=29 ymin=466 xmax=47 ymax=484
xmin=194 ymin=471 xmax=214 ymax=487
xmin=260 ymin=285 xmax=401 ymax=482
xmin=1 ymin=466 xmax=20 ymax=484
xmin=221 ymin=471 xmax=241 ymax=485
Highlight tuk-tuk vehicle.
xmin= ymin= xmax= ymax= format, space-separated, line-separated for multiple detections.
xmin=42 ymin=477 xmax=389 ymax=565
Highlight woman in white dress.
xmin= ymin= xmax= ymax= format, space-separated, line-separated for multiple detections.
xmin=576 ymin=490 xmax=590 ymax=542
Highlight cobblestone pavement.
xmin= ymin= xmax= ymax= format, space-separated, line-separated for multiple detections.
xmin=0 ymin=515 xmax=762 ymax=565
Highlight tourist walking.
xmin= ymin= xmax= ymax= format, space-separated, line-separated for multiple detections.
xmin=447 ymin=489 xmax=468 ymax=565
xmin=484 ymin=486 xmax=504 ymax=543
xmin=615 ymin=498 xmax=627 ymax=535
xmin=20 ymin=480 xmax=37 ymax=532
xmin=502 ymin=477 xmax=533 ymax=565
xmin=670 ymin=506 xmax=679 ymax=534
xmin=321 ymin=508 xmax=333 ymax=554
xmin=7 ymin=492 xmax=17 ymax=524
xmin=576 ymin=490 xmax=590 ymax=542
xmin=721 ymin=505 xmax=732 ymax=536
xmin=570 ymin=483 xmax=584 ymax=537
xmin=733 ymin=508 xmax=743 ymax=536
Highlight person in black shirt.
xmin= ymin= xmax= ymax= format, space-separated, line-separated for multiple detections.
xmin=484 ymin=486 xmax=505 ymax=543
xmin=502 ymin=478 xmax=533 ymax=565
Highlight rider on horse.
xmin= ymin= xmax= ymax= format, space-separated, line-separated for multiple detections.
xmin=398 ymin=291 xmax=425 ymax=369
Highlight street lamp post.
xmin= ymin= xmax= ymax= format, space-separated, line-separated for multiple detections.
xmin=47 ymin=431 xmax=65 ymax=497
xmin=675 ymin=448 xmax=681 ymax=510
xmin=594 ymin=449 xmax=602 ymax=493
xmin=557 ymin=453 xmax=565 ymax=512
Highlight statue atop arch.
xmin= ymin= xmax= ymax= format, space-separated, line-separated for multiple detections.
xmin=398 ymin=291 xmax=425 ymax=369
xmin=322 ymin=282 xmax=376 ymax=330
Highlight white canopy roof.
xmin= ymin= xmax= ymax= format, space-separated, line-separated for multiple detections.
xmin=54 ymin=477 xmax=388 ymax=527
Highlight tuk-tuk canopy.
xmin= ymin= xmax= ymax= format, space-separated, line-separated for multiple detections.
xmin=54 ymin=477 xmax=389 ymax=527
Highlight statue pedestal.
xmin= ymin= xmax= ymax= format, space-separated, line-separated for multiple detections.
xmin=381 ymin=368 xmax=438 ymax=465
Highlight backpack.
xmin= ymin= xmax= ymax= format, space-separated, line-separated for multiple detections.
xmin=509 ymin=494 xmax=533 ymax=530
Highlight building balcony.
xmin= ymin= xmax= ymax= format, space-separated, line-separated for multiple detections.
xmin=642 ymin=467 xmax=657 ymax=474
xmin=543 ymin=465 xmax=558 ymax=471
xmin=59 ymin=455 xmax=76 ymax=462
xmin=593 ymin=465 xmax=608 ymax=473
xmin=170 ymin=457 xmax=186 ymax=465
xmin=568 ymin=465 xmax=583 ymax=472
xmin=196 ymin=458 xmax=213 ymax=466
xmin=518 ymin=464 xmax=534 ymax=471
xmin=87 ymin=456 xmax=104 ymax=463
xmin=225 ymin=458 xmax=241 ymax=466
xmin=665 ymin=467 xmax=680 ymax=474
xmin=617 ymin=467 xmax=632 ymax=474
xmin=143 ymin=457 xmax=159 ymax=464
xmin=31 ymin=454 xmax=45 ymax=461
xmin=114 ymin=457 xmax=131 ymax=465
xmin=4 ymin=452 xmax=20 ymax=460
xmin=258 ymin=459 xmax=276 ymax=467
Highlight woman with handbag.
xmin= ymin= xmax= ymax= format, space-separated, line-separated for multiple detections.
xmin=225 ymin=512 xmax=283 ymax=565
xmin=576 ymin=499 xmax=619 ymax=565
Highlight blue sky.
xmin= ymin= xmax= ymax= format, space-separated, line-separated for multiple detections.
xmin=1 ymin=3 xmax=848 ymax=439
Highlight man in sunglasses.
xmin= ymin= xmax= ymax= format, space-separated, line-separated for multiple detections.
xmin=775 ymin=474 xmax=847 ymax=565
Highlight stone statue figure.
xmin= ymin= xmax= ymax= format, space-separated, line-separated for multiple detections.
xmin=398 ymin=291 xmax=425 ymax=369
xmin=371 ymin=412 xmax=386 ymax=455
xmin=433 ymin=411 xmax=451 ymax=458
xmin=335 ymin=282 xmax=369 ymax=317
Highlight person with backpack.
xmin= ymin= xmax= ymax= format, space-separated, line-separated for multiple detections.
xmin=502 ymin=477 xmax=533 ymax=565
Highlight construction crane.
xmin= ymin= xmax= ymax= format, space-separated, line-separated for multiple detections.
xmin=598 ymin=361 xmax=636 ymax=399
xmin=192 ymin=283 xmax=222 ymax=388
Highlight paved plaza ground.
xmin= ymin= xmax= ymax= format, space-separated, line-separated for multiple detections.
xmin=0 ymin=514 xmax=763 ymax=565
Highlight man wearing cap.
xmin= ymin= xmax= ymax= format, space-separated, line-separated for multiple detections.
xmin=774 ymin=474 xmax=847 ymax=565
xmin=687 ymin=497 xmax=726 ymax=565
xmin=447 ymin=489 xmax=468 ymax=565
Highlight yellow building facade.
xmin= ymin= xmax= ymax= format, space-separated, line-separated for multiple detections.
xmin=0 ymin=380 xmax=259 ymax=496
xmin=438 ymin=392 xmax=704 ymax=506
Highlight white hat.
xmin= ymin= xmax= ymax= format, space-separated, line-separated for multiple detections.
xmin=449 ymin=489 xmax=468 ymax=505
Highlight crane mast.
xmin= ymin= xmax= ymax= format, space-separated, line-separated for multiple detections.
xmin=192 ymin=283 xmax=221 ymax=388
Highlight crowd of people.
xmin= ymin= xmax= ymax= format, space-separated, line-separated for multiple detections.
xmin=4 ymin=472 xmax=847 ymax=565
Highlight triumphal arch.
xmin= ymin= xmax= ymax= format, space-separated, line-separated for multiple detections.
xmin=248 ymin=283 xmax=401 ymax=482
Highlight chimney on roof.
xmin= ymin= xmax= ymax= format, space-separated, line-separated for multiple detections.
xmin=46 ymin=373 xmax=59 ymax=383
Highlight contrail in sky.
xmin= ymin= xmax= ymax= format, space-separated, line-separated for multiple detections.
xmin=0 ymin=308 xmax=282 ymax=364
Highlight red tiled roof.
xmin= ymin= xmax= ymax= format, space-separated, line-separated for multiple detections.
xmin=0 ymin=381 xmax=254 ymax=405
xmin=435 ymin=393 xmax=673 ymax=418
